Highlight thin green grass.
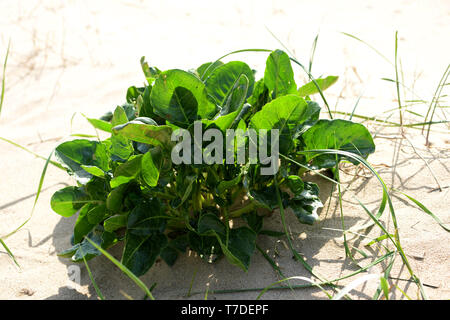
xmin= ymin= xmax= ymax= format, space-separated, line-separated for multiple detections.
xmin=0 ymin=151 xmax=54 ymax=240
xmin=0 ymin=40 xmax=10 ymax=117
xmin=0 ymin=238 xmax=20 ymax=268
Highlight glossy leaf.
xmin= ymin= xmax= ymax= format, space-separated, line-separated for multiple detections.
xmin=264 ymin=50 xmax=297 ymax=98
xmin=113 ymin=121 xmax=173 ymax=151
xmin=122 ymin=232 xmax=167 ymax=277
xmin=205 ymin=61 xmax=254 ymax=109
xmin=150 ymin=69 xmax=216 ymax=126
xmin=301 ymin=119 xmax=376 ymax=168
xmin=287 ymin=182 xmax=323 ymax=225
xmin=110 ymin=155 xmax=143 ymax=188
xmin=127 ymin=199 xmax=167 ymax=236
xmin=51 ymin=186 xmax=89 ymax=217
xmin=250 ymin=94 xmax=319 ymax=154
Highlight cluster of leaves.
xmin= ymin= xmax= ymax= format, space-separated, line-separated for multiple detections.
xmin=51 ymin=49 xmax=375 ymax=277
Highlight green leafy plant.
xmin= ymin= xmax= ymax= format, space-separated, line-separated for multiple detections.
xmin=50 ymin=49 xmax=375 ymax=278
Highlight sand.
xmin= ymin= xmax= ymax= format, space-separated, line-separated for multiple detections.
xmin=0 ymin=0 xmax=449 ymax=300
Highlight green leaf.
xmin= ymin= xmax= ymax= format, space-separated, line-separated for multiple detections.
xmin=298 ymin=76 xmax=338 ymax=97
xmin=74 ymin=204 xmax=96 ymax=244
xmin=72 ymin=237 xmax=101 ymax=262
xmin=197 ymin=60 xmax=224 ymax=80
xmin=205 ymin=61 xmax=254 ymax=109
xmin=87 ymin=204 xmax=109 ymax=225
xmin=150 ymin=69 xmax=216 ymax=126
xmin=250 ymin=94 xmax=319 ymax=154
xmin=50 ymin=186 xmax=89 ymax=217
xmin=287 ymin=182 xmax=323 ymax=225
xmin=127 ymin=199 xmax=167 ymax=236
xmin=122 ymin=232 xmax=167 ymax=277
xmin=103 ymin=214 xmax=127 ymax=232
xmin=80 ymin=165 xmax=105 ymax=178
xmin=286 ymin=175 xmax=304 ymax=195
xmin=112 ymin=105 xmax=130 ymax=128
xmin=301 ymin=119 xmax=376 ymax=168
xmin=197 ymin=214 xmax=256 ymax=271
xmin=243 ymin=211 xmax=263 ymax=234
xmin=216 ymin=227 xmax=256 ymax=272
xmin=110 ymin=155 xmax=143 ymax=188
xmin=247 ymin=78 xmax=270 ymax=111
xmin=109 ymin=134 xmax=134 ymax=162
xmin=55 ymin=139 xmax=109 ymax=183
xmin=264 ymin=50 xmax=297 ymax=98
xmin=141 ymin=148 xmax=162 ymax=187
xmin=197 ymin=213 xmax=227 ymax=236
xmin=113 ymin=121 xmax=173 ymax=151
xmin=187 ymin=231 xmax=222 ymax=263
xmin=85 ymin=117 xmax=113 ymax=133
xmin=248 ymin=185 xmax=279 ymax=210
xmin=160 ymin=244 xmax=178 ymax=266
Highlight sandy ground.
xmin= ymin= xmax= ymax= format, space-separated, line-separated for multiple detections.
xmin=0 ymin=0 xmax=449 ymax=300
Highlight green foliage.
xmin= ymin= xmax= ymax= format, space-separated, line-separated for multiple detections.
xmin=51 ymin=50 xmax=375 ymax=277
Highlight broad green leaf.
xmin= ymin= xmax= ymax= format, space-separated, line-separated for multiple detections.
xmin=113 ymin=121 xmax=173 ymax=151
xmin=103 ymin=214 xmax=127 ymax=232
xmin=109 ymin=134 xmax=134 ymax=161
xmin=85 ymin=117 xmax=113 ymax=133
xmin=141 ymin=148 xmax=162 ymax=187
xmin=87 ymin=204 xmax=109 ymax=225
xmin=74 ymin=204 xmax=96 ymax=244
xmin=197 ymin=60 xmax=224 ymax=80
xmin=110 ymin=155 xmax=143 ymax=188
xmin=71 ymin=232 xmax=102 ymax=262
xmin=216 ymin=227 xmax=256 ymax=272
xmin=248 ymin=185 xmax=279 ymax=210
xmin=112 ymin=105 xmax=129 ymax=127
xmin=197 ymin=213 xmax=256 ymax=271
xmin=301 ymin=119 xmax=376 ymax=168
xmin=126 ymin=86 xmax=144 ymax=103
xmin=298 ymin=76 xmax=338 ymax=97
xmin=55 ymin=139 xmax=109 ymax=177
xmin=122 ymin=232 xmax=167 ymax=277
xmin=127 ymin=199 xmax=167 ymax=236
xmin=106 ymin=184 xmax=129 ymax=213
xmin=250 ymin=94 xmax=319 ymax=154
xmin=51 ymin=186 xmax=89 ymax=217
xmin=150 ymin=69 xmax=216 ymax=126
xmin=160 ymin=244 xmax=179 ymax=266
xmin=247 ymin=78 xmax=270 ymax=111
xmin=220 ymin=74 xmax=249 ymax=116
xmin=264 ymin=50 xmax=297 ymax=98
xmin=80 ymin=165 xmax=105 ymax=178
xmin=205 ymin=61 xmax=254 ymax=109
xmin=287 ymin=182 xmax=323 ymax=225
xmin=187 ymin=231 xmax=222 ymax=263
xmin=286 ymin=175 xmax=304 ymax=195
xmin=197 ymin=213 xmax=227 ymax=237
xmin=243 ymin=211 xmax=263 ymax=234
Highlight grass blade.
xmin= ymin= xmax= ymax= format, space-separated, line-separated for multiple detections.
xmin=81 ymin=252 xmax=105 ymax=300
xmin=1 ymin=150 xmax=54 ymax=239
xmin=0 ymin=137 xmax=65 ymax=170
xmin=396 ymin=190 xmax=450 ymax=232
xmin=0 ymin=238 xmax=20 ymax=268
xmin=0 ymin=40 xmax=10 ymax=117
xmin=84 ymin=237 xmax=154 ymax=300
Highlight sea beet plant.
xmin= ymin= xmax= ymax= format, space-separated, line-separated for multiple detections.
xmin=50 ymin=49 xmax=375 ymax=277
